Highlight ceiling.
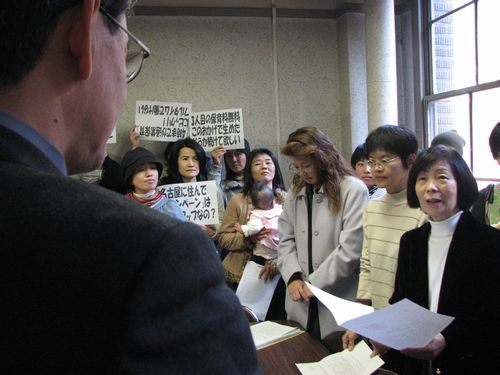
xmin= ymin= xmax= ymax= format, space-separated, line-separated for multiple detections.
xmin=134 ymin=0 xmax=340 ymax=9
xmin=130 ymin=0 xmax=366 ymax=18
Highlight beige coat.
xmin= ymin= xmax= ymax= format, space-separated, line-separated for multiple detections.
xmin=219 ymin=190 xmax=286 ymax=284
xmin=278 ymin=176 xmax=368 ymax=338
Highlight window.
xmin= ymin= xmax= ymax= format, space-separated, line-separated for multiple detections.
xmin=424 ymin=0 xmax=500 ymax=187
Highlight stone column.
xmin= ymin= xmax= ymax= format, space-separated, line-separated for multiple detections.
xmin=337 ymin=11 xmax=369 ymax=155
xmin=365 ymin=0 xmax=398 ymax=131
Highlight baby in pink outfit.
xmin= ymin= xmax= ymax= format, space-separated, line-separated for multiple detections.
xmin=235 ymin=183 xmax=283 ymax=260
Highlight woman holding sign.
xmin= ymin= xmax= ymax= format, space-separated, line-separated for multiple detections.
xmin=121 ymin=147 xmax=185 ymax=221
xmin=219 ymin=148 xmax=287 ymax=318
xmin=371 ymin=145 xmax=500 ymax=375
xmin=162 ymin=138 xmax=224 ymax=239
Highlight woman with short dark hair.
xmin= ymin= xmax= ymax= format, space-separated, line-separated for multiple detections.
xmin=374 ymin=145 xmax=500 ymax=374
xmin=350 ymin=143 xmax=385 ymax=199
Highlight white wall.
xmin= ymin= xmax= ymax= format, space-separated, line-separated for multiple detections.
xmin=107 ymin=15 xmax=341 ymax=185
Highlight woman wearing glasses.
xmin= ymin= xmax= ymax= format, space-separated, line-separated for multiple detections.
xmin=350 ymin=143 xmax=386 ymax=200
xmin=278 ymin=126 xmax=368 ymax=340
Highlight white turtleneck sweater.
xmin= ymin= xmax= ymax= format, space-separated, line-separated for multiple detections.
xmin=427 ymin=210 xmax=462 ymax=312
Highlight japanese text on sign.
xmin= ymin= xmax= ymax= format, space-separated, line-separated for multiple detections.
xmin=135 ymin=100 xmax=191 ymax=142
xmin=157 ymin=180 xmax=219 ymax=225
xmin=190 ymin=108 xmax=244 ymax=151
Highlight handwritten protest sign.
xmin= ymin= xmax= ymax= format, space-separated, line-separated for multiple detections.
xmin=135 ymin=100 xmax=191 ymax=142
xmin=158 ymin=181 xmax=219 ymax=225
xmin=190 ymin=108 xmax=244 ymax=151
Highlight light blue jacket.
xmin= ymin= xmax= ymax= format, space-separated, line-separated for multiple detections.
xmin=152 ymin=194 xmax=187 ymax=222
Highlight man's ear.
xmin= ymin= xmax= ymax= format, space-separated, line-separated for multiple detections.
xmin=406 ymin=153 xmax=417 ymax=168
xmin=67 ymin=0 xmax=100 ymax=80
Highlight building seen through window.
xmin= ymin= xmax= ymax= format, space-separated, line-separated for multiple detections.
xmin=425 ymin=0 xmax=500 ymax=187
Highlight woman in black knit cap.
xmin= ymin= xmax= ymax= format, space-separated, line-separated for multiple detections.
xmin=121 ymin=147 xmax=185 ymax=221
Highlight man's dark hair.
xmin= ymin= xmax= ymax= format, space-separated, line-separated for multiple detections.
xmin=407 ymin=145 xmax=478 ymax=210
xmin=489 ymin=122 xmax=500 ymax=159
xmin=365 ymin=125 xmax=418 ymax=169
xmin=0 ymin=0 xmax=128 ymax=89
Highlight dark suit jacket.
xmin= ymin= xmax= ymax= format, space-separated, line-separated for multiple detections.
xmin=0 ymin=125 xmax=262 ymax=375
xmin=389 ymin=211 xmax=500 ymax=375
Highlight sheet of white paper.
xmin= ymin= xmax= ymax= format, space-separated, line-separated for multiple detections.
xmin=296 ymin=340 xmax=384 ymax=375
xmin=236 ymin=261 xmax=279 ymax=320
xmin=305 ymin=282 xmax=374 ymax=325
xmin=250 ymin=321 xmax=301 ymax=349
xmin=306 ymin=282 xmax=455 ymax=351
xmin=342 ymin=298 xmax=454 ymax=350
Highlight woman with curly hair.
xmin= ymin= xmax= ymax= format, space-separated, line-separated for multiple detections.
xmin=278 ymin=126 xmax=368 ymax=340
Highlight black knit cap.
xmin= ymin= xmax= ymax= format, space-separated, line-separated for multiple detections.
xmin=121 ymin=147 xmax=163 ymax=184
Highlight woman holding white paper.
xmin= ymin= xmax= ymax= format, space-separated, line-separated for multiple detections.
xmin=377 ymin=145 xmax=500 ymax=374
xmin=219 ymin=148 xmax=287 ymax=320
xmin=219 ymin=149 xmax=286 ymax=282
xmin=278 ymin=127 xmax=368 ymax=340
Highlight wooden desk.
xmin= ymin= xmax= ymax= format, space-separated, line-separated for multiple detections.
xmin=256 ymin=321 xmax=329 ymax=375
xmin=256 ymin=322 xmax=396 ymax=375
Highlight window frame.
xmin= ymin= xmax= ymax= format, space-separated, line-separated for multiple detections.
xmin=420 ymin=0 xmax=500 ymax=183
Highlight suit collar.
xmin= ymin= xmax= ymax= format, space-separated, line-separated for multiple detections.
xmin=0 ymin=110 xmax=67 ymax=175
xmin=0 ymin=125 xmax=63 ymax=176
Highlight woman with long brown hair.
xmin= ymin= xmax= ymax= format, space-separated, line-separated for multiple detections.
xmin=278 ymin=126 xmax=368 ymax=340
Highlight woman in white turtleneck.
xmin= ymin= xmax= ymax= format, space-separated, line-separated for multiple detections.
xmin=370 ymin=145 xmax=500 ymax=375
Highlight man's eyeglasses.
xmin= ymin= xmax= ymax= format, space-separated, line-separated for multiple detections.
xmin=99 ymin=6 xmax=151 ymax=83
xmin=366 ymin=156 xmax=399 ymax=169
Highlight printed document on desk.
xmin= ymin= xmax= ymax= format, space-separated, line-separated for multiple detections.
xmin=296 ymin=340 xmax=384 ymax=375
xmin=306 ymin=282 xmax=454 ymax=350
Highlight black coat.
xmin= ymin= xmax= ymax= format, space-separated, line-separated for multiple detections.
xmin=389 ymin=211 xmax=500 ymax=375
xmin=0 ymin=125 xmax=262 ymax=375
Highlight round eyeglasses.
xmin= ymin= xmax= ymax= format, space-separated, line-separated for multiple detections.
xmin=100 ymin=6 xmax=151 ymax=83
xmin=366 ymin=156 xmax=399 ymax=169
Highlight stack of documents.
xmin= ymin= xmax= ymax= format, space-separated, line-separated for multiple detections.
xmin=250 ymin=321 xmax=302 ymax=349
